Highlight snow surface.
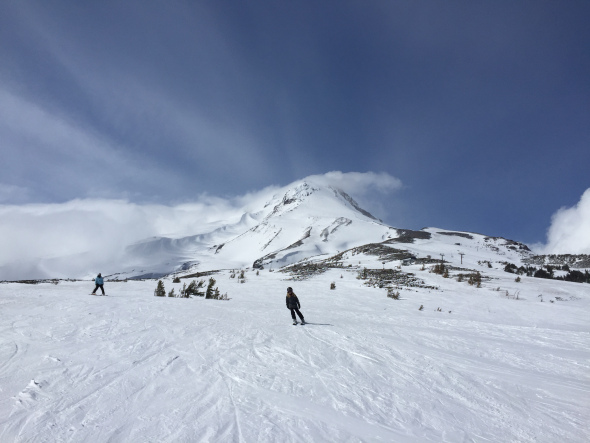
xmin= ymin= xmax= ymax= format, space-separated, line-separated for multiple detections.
xmin=1 ymin=257 xmax=589 ymax=442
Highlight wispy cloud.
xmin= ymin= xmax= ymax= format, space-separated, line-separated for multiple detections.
xmin=0 ymin=2 xmax=281 ymax=203
xmin=306 ymin=171 xmax=402 ymax=195
xmin=537 ymin=188 xmax=590 ymax=254
xmin=0 ymin=198 xmax=240 ymax=280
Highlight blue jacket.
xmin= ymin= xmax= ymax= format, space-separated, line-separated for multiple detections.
xmin=95 ymin=277 xmax=104 ymax=285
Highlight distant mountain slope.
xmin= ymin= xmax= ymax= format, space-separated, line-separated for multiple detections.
xmin=274 ymin=226 xmax=538 ymax=284
xmin=114 ymin=180 xmax=397 ymax=278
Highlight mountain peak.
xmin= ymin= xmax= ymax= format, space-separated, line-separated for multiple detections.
xmin=280 ymin=181 xmax=318 ymax=205
xmin=263 ymin=180 xmax=381 ymax=223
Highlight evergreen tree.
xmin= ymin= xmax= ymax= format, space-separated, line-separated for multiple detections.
xmin=154 ymin=280 xmax=166 ymax=297
xmin=185 ymin=279 xmax=205 ymax=297
xmin=205 ymin=277 xmax=216 ymax=299
xmin=504 ymin=263 xmax=517 ymax=273
xmin=534 ymin=268 xmax=552 ymax=279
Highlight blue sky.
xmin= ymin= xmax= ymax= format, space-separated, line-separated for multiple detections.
xmin=1 ymin=1 xmax=589 ymax=247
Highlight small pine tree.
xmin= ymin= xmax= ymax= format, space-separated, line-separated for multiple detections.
xmin=468 ymin=272 xmax=482 ymax=287
xmin=184 ymin=280 xmax=204 ymax=297
xmin=432 ymin=263 xmax=446 ymax=275
xmin=330 ymin=282 xmax=336 ymax=290
xmin=168 ymin=288 xmax=176 ymax=298
xmin=205 ymin=277 xmax=216 ymax=299
xmin=476 ymin=273 xmax=482 ymax=288
xmin=154 ymin=280 xmax=166 ymax=297
xmin=173 ymin=276 xmax=181 ymax=283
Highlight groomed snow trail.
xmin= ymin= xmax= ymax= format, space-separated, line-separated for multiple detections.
xmin=1 ymin=270 xmax=589 ymax=442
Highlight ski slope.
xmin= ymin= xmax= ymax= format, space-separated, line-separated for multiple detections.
xmin=1 ymin=264 xmax=589 ymax=442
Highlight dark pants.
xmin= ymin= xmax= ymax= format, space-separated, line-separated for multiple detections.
xmin=92 ymin=284 xmax=105 ymax=295
xmin=290 ymin=308 xmax=304 ymax=321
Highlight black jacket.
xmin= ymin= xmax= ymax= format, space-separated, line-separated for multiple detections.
xmin=286 ymin=294 xmax=300 ymax=309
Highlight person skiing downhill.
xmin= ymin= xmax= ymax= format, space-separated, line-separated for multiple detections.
xmin=286 ymin=287 xmax=305 ymax=325
xmin=91 ymin=273 xmax=105 ymax=295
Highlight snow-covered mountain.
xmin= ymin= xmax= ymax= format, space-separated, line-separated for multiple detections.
xmin=2 ymin=181 xmax=589 ymax=441
xmin=114 ymin=179 xmax=545 ymax=281
xmin=113 ymin=180 xmax=398 ymax=278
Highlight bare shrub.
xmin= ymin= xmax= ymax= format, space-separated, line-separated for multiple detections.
xmin=387 ymin=288 xmax=400 ymax=299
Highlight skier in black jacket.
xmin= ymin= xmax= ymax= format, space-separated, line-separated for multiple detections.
xmin=286 ymin=287 xmax=305 ymax=325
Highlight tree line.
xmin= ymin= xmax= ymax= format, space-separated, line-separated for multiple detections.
xmin=504 ymin=263 xmax=590 ymax=283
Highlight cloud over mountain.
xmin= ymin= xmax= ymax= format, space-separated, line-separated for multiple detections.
xmin=539 ymin=188 xmax=590 ymax=254
xmin=303 ymin=171 xmax=402 ymax=195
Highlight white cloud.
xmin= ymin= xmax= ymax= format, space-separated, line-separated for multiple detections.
xmin=305 ymin=171 xmax=403 ymax=196
xmin=302 ymin=171 xmax=403 ymax=222
xmin=0 ymin=87 xmax=177 ymax=200
xmin=0 ymin=198 xmax=241 ymax=280
xmin=538 ymin=188 xmax=590 ymax=254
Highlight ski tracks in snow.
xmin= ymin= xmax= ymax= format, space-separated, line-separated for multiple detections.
xmin=1 ymin=279 xmax=589 ymax=442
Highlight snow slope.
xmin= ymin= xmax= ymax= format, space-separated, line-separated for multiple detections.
xmin=1 ymin=258 xmax=588 ymax=442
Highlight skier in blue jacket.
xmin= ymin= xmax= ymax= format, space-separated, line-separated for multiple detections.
xmin=91 ymin=273 xmax=105 ymax=295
